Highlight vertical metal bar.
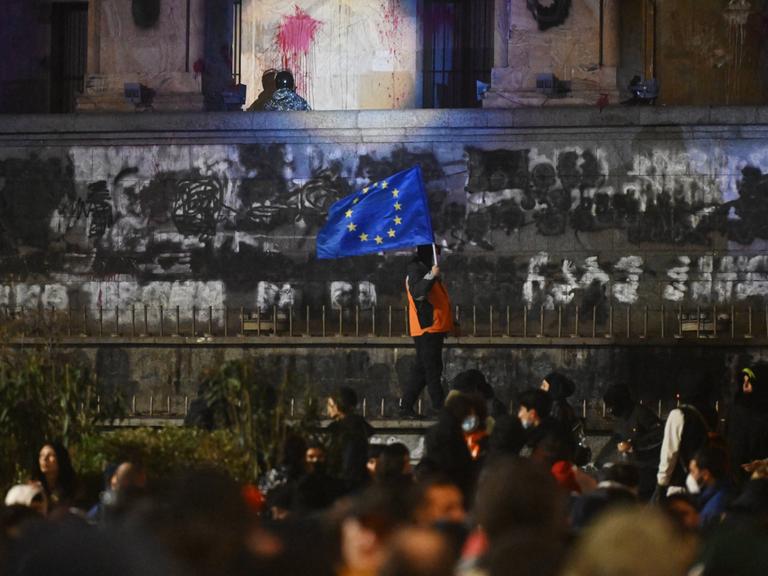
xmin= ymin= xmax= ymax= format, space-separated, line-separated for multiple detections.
xmin=661 ymin=304 xmax=666 ymax=338
xmin=523 ymin=306 xmax=528 ymax=337
xmin=192 ymin=306 xmax=197 ymax=336
xmin=98 ymin=305 xmax=103 ymax=337
xmin=658 ymin=399 xmax=662 ymax=418
xmin=731 ymin=305 xmax=735 ymax=339
xmin=388 ymin=305 xmax=392 ymax=337
xmin=591 ymin=306 xmax=597 ymax=338
xmin=404 ymin=306 xmax=408 ymax=336
xmin=115 ymin=306 xmax=119 ymax=336
xmin=582 ymin=399 xmax=587 ymax=418
xmin=642 ymin=305 xmax=648 ymax=339
xmin=696 ymin=305 xmax=701 ymax=339
xmin=273 ymin=305 xmax=277 ymax=336
xmin=713 ymin=304 xmax=718 ymax=338
xmin=166 ymin=395 xmax=171 ymax=414
xmin=255 ymin=307 xmax=259 ymax=336
xmin=241 ymin=307 xmax=246 ymax=336
xmin=306 ymin=305 xmax=310 ymax=337
xmin=149 ymin=394 xmax=154 ymax=416
xmin=176 ymin=305 xmax=181 ymax=336
xmin=355 ymin=305 xmax=359 ymax=337
xmin=20 ymin=305 xmax=25 ymax=337
xmin=322 ymin=305 xmax=327 ymax=337
xmin=677 ymin=304 xmax=683 ymax=338
xmin=506 ymin=305 xmax=510 ymax=337
xmin=747 ymin=306 xmax=753 ymax=338
xmin=184 ymin=395 xmax=189 ymax=415
xmin=626 ymin=305 xmax=631 ymax=338
xmin=144 ymin=305 xmax=149 ymax=336
xmin=557 ymin=305 xmax=563 ymax=338
xmin=489 ymin=305 xmax=494 ymax=338
xmin=338 ymin=306 xmax=343 ymax=337
xmin=131 ymin=305 xmax=136 ymax=337
xmin=289 ymin=307 xmax=293 ymax=337
xmin=606 ymin=305 xmax=613 ymax=338
xmin=539 ymin=305 xmax=545 ymax=337
xmin=472 ymin=305 xmax=477 ymax=336
xmin=67 ymin=306 xmax=72 ymax=336
xmin=380 ymin=398 xmax=385 ymax=418
xmin=224 ymin=306 xmax=229 ymax=337
xmin=455 ymin=305 xmax=461 ymax=333
xmin=159 ymin=305 xmax=165 ymax=337
xmin=208 ymin=306 xmax=213 ymax=336
xmin=132 ymin=395 xmax=137 ymax=414
xmin=49 ymin=304 xmax=55 ymax=331
xmin=371 ymin=306 xmax=376 ymax=336
xmin=362 ymin=397 xmax=367 ymax=418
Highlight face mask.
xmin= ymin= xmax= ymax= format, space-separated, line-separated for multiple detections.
xmin=521 ymin=419 xmax=533 ymax=430
xmin=462 ymin=416 xmax=478 ymax=433
xmin=685 ymin=473 xmax=700 ymax=495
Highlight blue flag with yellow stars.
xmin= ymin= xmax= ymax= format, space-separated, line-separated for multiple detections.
xmin=316 ymin=166 xmax=434 ymax=259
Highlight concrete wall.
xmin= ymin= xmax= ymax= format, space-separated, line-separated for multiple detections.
xmin=2 ymin=106 xmax=768 ymax=401
xmin=240 ymin=0 xmax=419 ymax=110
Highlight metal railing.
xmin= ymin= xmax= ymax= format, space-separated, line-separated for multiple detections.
xmin=0 ymin=302 xmax=766 ymax=342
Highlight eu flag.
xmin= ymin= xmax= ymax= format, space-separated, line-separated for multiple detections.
xmin=316 ymin=166 xmax=434 ymax=259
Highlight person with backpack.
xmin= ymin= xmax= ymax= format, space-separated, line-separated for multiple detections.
xmin=654 ymin=374 xmax=717 ymax=500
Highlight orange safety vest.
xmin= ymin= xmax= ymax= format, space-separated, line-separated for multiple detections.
xmin=406 ymin=277 xmax=454 ymax=336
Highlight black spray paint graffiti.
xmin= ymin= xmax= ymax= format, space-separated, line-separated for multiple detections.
xmin=79 ymin=181 xmax=114 ymax=238
xmin=465 ymin=148 xmax=768 ymax=248
xmin=171 ymin=176 xmax=224 ymax=239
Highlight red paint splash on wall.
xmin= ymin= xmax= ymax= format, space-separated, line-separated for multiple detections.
xmin=377 ymin=0 xmax=405 ymax=108
xmin=275 ymin=5 xmax=323 ymax=100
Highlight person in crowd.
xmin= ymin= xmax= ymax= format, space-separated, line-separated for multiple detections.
xmin=562 ymin=507 xmax=696 ymax=576
xmin=326 ymin=386 xmax=374 ymax=491
xmin=295 ymin=440 xmax=343 ymax=513
xmin=87 ymin=460 xmax=148 ymax=524
xmin=654 ymin=372 xmax=716 ymax=499
xmin=450 ymin=369 xmax=506 ymax=418
xmin=421 ymin=392 xmax=476 ymax=499
xmin=411 ymin=474 xmax=466 ymax=527
xmin=258 ymin=432 xmax=308 ymax=496
xmin=400 ymin=244 xmax=454 ymax=419
xmin=378 ymin=526 xmax=456 ymax=576
xmin=540 ymin=371 xmax=592 ymax=466
xmin=336 ymin=485 xmax=410 ymax=576
xmin=570 ymin=463 xmax=639 ymax=530
xmin=263 ymin=69 xmax=310 ymax=111
xmin=459 ymin=393 xmax=490 ymax=463
xmin=727 ymin=366 xmax=768 ymax=472
xmin=597 ymin=383 xmax=663 ymax=499
xmin=688 ymin=443 xmax=733 ymax=529
xmin=516 ymin=388 xmax=566 ymax=457
xmin=374 ymin=443 xmax=412 ymax=487
xmin=486 ymin=407 xmax=526 ymax=460
xmin=33 ymin=442 xmax=79 ymax=511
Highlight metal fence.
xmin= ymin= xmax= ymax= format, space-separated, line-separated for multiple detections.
xmin=1 ymin=302 xmax=767 ymax=341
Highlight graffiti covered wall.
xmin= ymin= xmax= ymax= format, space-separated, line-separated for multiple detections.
xmin=3 ymin=109 xmax=768 ymax=320
xmin=240 ymin=0 xmax=419 ymax=110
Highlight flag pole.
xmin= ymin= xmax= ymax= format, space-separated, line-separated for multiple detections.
xmin=432 ymin=243 xmax=438 ymax=266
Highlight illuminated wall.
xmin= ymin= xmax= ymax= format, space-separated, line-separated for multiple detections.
xmin=240 ymin=0 xmax=419 ymax=110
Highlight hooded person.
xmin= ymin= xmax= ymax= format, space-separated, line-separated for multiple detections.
xmin=541 ymin=372 xmax=591 ymax=466
xmin=728 ymin=367 xmax=768 ymax=471
xmin=400 ymin=244 xmax=454 ymax=418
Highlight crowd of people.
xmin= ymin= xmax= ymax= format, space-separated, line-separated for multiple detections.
xmin=2 ymin=367 xmax=768 ymax=576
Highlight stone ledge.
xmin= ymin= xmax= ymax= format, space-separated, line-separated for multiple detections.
xmin=2 ymin=106 xmax=768 ymax=138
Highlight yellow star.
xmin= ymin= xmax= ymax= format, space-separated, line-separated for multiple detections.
xmin=353 ymin=197 xmax=359 ymax=204
xmin=362 ymin=187 xmax=369 ymax=194
xmin=394 ymin=202 xmax=402 ymax=211
xmin=394 ymin=216 xmax=402 ymax=225
xmin=374 ymin=235 xmax=383 ymax=244
xmin=347 ymin=222 xmax=357 ymax=232
xmin=388 ymin=228 xmax=396 ymax=238
xmin=345 ymin=209 xmax=353 ymax=218
xmin=359 ymin=233 xmax=368 ymax=242
xmin=381 ymin=181 xmax=388 ymax=189
xmin=372 ymin=182 xmax=378 ymax=188
xmin=392 ymin=189 xmax=399 ymax=198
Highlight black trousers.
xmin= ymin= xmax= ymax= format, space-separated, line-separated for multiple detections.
xmin=403 ymin=332 xmax=446 ymax=411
